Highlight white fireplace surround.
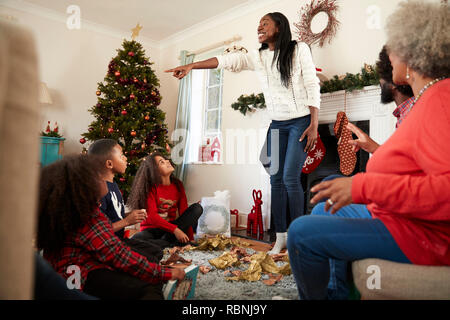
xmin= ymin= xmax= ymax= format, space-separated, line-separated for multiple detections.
xmin=258 ymin=85 xmax=397 ymax=230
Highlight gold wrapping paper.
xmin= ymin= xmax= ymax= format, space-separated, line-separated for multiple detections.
xmin=209 ymin=252 xmax=240 ymax=269
xmin=225 ymin=252 xmax=291 ymax=282
xmin=196 ymin=235 xmax=251 ymax=251
xmin=226 ymin=260 xmax=262 ymax=282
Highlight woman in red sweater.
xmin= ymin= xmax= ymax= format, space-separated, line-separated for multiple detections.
xmin=127 ymin=152 xmax=203 ymax=246
xmin=287 ymin=0 xmax=450 ymax=300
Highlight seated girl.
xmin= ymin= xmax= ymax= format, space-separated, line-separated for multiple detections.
xmin=37 ymin=155 xmax=184 ymax=300
xmin=127 ymin=152 xmax=203 ymax=246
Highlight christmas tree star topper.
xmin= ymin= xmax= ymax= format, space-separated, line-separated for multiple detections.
xmin=131 ymin=23 xmax=143 ymax=40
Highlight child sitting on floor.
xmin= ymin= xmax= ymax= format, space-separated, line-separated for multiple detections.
xmin=127 ymin=152 xmax=203 ymax=246
xmin=37 ymin=154 xmax=184 ymax=299
xmin=88 ymin=139 xmax=164 ymax=263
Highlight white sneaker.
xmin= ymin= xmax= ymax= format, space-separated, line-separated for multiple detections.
xmin=268 ymin=232 xmax=287 ymax=255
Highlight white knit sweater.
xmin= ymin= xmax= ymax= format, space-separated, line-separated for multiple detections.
xmin=216 ymin=41 xmax=321 ymax=121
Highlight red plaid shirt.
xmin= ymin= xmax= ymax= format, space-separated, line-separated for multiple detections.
xmin=393 ymin=96 xmax=415 ymax=128
xmin=44 ymin=209 xmax=172 ymax=289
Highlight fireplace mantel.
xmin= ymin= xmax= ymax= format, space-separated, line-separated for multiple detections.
xmin=258 ymin=85 xmax=397 ymax=230
xmin=319 ymin=85 xmax=397 ymax=146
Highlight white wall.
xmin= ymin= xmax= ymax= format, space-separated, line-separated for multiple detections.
xmin=0 ymin=4 xmax=161 ymax=155
xmin=158 ymin=0 xmax=406 ymax=213
xmin=0 ymin=0 xmax=411 ymax=214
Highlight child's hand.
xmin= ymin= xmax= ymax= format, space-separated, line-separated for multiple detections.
xmin=173 ymin=228 xmax=189 ymax=243
xmin=170 ymin=267 xmax=186 ymax=281
xmin=125 ymin=209 xmax=147 ymax=226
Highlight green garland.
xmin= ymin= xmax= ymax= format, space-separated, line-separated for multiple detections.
xmin=231 ymin=93 xmax=265 ymax=115
xmin=231 ymin=64 xmax=380 ymax=115
xmin=320 ymin=64 xmax=380 ymax=93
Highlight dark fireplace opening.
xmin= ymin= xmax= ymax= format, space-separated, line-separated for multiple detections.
xmin=263 ymin=120 xmax=370 ymax=241
xmin=301 ymin=120 xmax=370 ymax=215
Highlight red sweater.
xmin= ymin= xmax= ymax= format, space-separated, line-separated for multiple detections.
xmin=352 ymin=79 xmax=450 ymax=266
xmin=140 ymin=182 xmax=193 ymax=240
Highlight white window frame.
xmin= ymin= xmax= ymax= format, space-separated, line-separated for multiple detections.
xmin=187 ymin=49 xmax=224 ymax=164
xmin=203 ymin=68 xmax=223 ymax=139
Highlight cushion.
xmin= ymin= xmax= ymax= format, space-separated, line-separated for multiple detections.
xmin=352 ymin=259 xmax=450 ymax=300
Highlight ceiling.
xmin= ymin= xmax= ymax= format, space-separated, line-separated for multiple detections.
xmin=22 ymin=0 xmax=253 ymax=42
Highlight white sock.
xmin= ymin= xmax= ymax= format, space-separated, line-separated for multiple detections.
xmin=268 ymin=232 xmax=287 ymax=255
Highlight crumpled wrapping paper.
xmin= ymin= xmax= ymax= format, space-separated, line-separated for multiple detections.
xmin=161 ymin=253 xmax=192 ymax=266
xmin=209 ymin=252 xmax=241 ymax=269
xmin=225 ymin=252 xmax=291 ymax=282
xmin=164 ymin=236 xmax=291 ymax=284
xmin=226 ymin=260 xmax=263 ymax=282
xmin=195 ymin=234 xmax=251 ymax=251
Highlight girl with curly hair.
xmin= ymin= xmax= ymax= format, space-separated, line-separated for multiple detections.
xmin=128 ymin=152 xmax=203 ymax=246
xmin=287 ymin=0 xmax=450 ymax=300
xmin=37 ymin=155 xmax=184 ymax=299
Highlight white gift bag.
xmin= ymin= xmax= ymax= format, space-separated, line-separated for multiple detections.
xmin=196 ymin=190 xmax=231 ymax=238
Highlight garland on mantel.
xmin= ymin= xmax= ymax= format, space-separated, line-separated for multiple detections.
xmin=320 ymin=64 xmax=379 ymax=94
xmin=231 ymin=64 xmax=380 ymax=115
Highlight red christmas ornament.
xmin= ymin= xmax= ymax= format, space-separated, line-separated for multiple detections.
xmin=108 ymin=127 xmax=114 ymax=134
xmin=119 ymin=177 xmax=126 ymax=182
xmin=130 ymin=94 xmax=135 ymax=99
xmin=121 ymin=109 xmax=127 ymax=115
xmin=128 ymin=51 xmax=135 ymax=57
xmin=133 ymin=77 xmax=138 ymax=83
xmin=114 ymin=71 xmax=121 ymax=77
xmin=302 ymin=133 xmax=326 ymax=174
xmin=79 ymin=138 xmax=86 ymax=144
xmin=130 ymin=130 xmax=137 ymax=137
xmin=144 ymin=115 xmax=150 ymax=121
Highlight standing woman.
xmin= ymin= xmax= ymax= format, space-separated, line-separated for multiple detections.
xmin=166 ymin=12 xmax=321 ymax=254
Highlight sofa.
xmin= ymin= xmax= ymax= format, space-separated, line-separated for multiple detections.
xmin=352 ymin=259 xmax=450 ymax=300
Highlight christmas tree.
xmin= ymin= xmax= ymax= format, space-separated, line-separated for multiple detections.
xmin=81 ymin=39 xmax=171 ymax=199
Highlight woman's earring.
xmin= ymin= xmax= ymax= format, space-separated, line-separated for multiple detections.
xmin=406 ymin=67 xmax=410 ymax=80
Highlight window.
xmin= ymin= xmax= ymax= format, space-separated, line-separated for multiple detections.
xmin=204 ymin=69 xmax=223 ymax=137
xmin=188 ymin=49 xmax=224 ymax=164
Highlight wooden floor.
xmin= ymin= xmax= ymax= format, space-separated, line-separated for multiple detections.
xmin=129 ymin=228 xmax=275 ymax=252
xmin=230 ymin=236 xmax=272 ymax=252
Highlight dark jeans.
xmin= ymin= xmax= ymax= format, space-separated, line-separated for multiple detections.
xmin=83 ymin=269 xmax=163 ymax=300
xmin=133 ymin=203 xmax=203 ymax=245
xmin=262 ymin=115 xmax=310 ymax=232
xmin=287 ymin=175 xmax=411 ymax=300
xmin=123 ymin=237 xmax=165 ymax=263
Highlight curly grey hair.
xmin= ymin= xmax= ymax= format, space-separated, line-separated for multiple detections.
xmin=385 ymin=0 xmax=450 ymax=79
